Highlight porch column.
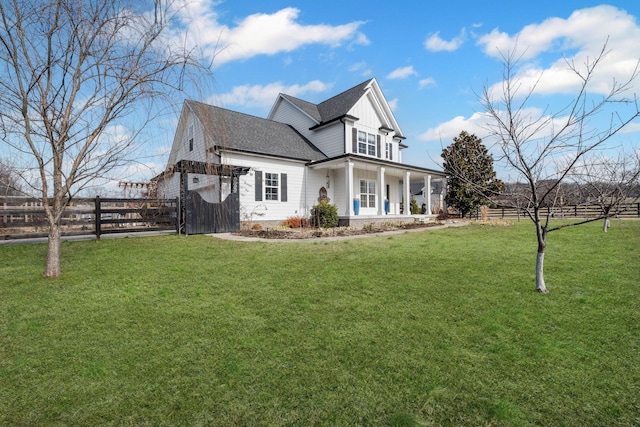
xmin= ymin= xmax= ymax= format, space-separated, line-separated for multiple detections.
xmin=345 ymin=160 xmax=354 ymax=216
xmin=424 ymin=174 xmax=432 ymax=215
xmin=378 ymin=166 xmax=385 ymax=215
xmin=403 ymin=171 xmax=411 ymax=216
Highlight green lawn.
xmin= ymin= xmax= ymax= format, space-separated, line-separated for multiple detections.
xmin=1 ymin=220 xmax=639 ymax=426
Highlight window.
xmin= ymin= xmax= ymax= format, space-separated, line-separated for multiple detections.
xmin=356 ymin=130 xmax=378 ymax=157
xmin=265 ymin=173 xmax=279 ymax=200
xmin=188 ymin=125 xmax=194 ymax=151
xmin=367 ymin=133 xmax=376 ymax=156
xmin=255 ymin=171 xmax=287 ymax=202
xmin=385 ymin=142 xmax=393 ymax=160
xmin=359 ymin=179 xmax=376 ymax=208
xmin=358 ymin=131 xmax=367 ymax=154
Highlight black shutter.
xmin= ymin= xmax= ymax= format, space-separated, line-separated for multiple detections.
xmin=255 ymin=171 xmax=263 ymax=201
xmin=352 ymin=128 xmax=357 ymax=153
xmin=281 ymin=173 xmax=287 ymax=202
xmin=390 ymin=143 xmax=393 ymax=161
xmin=377 ymin=135 xmax=381 ymax=158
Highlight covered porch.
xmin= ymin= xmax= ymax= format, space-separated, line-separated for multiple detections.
xmin=308 ymin=155 xmax=446 ymax=227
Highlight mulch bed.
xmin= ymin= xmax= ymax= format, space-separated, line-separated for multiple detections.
xmin=234 ymin=221 xmax=448 ymax=240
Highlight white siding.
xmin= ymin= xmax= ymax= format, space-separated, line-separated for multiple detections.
xmin=333 ymin=167 xmax=348 ymax=214
xmin=348 ymin=97 xmax=399 ymax=163
xmin=271 ymin=99 xmax=346 ymax=158
xmin=156 ymin=173 xmax=180 ymax=199
xmin=270 ymin=100 xmax=317 ymax=141
xmin=168 ymin=110 xmax=209 ymax=165
xmin=308 ymin=123 xmax=343 ymax=157
xmin=350 ymin=95 xmax=384 ymax=129
xmin=222 ymin=152 xmax=326 ymax=223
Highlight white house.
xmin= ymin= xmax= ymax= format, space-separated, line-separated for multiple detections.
xmin=156 ymin=78 xmax=445 ymax=231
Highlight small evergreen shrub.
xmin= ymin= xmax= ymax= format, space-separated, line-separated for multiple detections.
xmin=410 ymin=197 xmax=420 ymax=214
xmin=310 ymin=200 xmax=339 ymax=228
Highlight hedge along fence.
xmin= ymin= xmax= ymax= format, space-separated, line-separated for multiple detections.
xmin=1 ymin=196 xmax=178 ymax=240
xmin=481 ymin=203 xmax=640 ymax=220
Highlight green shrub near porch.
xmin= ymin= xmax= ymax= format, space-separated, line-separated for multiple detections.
xmin=310 ymin=199 xmax=339 ymax=228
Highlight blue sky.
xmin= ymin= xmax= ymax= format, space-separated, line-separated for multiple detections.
xmin=143 ymin=0 xmax=640 ymax=181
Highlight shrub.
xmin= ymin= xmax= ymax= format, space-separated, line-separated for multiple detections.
xmin=410 ymin=197 xmax=420 ymax=214
xmin=251 ymin=223 xmax=264 ymax=231
xmin=282 ymin=216 xmax=309 ymax=228
xmin=310 ymin=200 xmax=338 ymax=228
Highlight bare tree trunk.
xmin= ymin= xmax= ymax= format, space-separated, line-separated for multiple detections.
xmin=536 ymin=251 xmax=548 ymax=293
xmin=45 ymin=225 xmax=61 ymax=277
xmin=603 ymin=217 xmax=610 ymax=232
xmin=535 ymin=221 xmax=549 ymax=293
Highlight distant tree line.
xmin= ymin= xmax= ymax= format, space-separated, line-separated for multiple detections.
xmin=0 ymin=160 xmax=24 ymax=196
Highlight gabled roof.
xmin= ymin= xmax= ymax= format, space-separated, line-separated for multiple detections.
xmin=279 ymin=94 xmax=322 ymax=123
xmin=316 ymin=79 xmax=372 ymax=124
xmin=274 ymin=78 xmax=405 ymax=138
xmin=186 ymin=100 xmax=327 ymax=162
xmin=278 ymin=79 xmax=372 ymax=127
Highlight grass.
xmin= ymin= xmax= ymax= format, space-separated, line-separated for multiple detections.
xmin=1 ymin=220 xmax=639 ymax=426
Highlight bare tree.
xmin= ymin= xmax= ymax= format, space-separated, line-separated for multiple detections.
xmin=569 ymin=151 xmax=640 ymax=232
xmin=481 ymin=43 xmax=640 ymax=293
xmin=0 ymin=0 xmax=211 ymax=277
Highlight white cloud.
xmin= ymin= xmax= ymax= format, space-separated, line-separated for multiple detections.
xmin=212 ymin=80 xmax=334 ymax=109
xmin=387 ymin=66 xmax=418 ymax=80
xmin=172 ymin=2 xmax=368 ymax=65
xmin=388 ymin=98 xmax=399 ymax=112
xmin=349 ymin=61 xmax=373 ymax=77
xmin=419 ymin=78 xmax=436 ymax=89
xmin=477 ymin=5 xmax=640 ymax=97
xmin=418 ymin=112 xmax=493 ymax=142
xmin=424 ymin=28 xmax=466 ymax=52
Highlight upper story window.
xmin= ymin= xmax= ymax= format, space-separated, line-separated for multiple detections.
xmin=188 ymin=125 xmax=194 ymax=151
xmin=367 ymin=133 xmax=376 ymax=156
xmin=385 ymin=142 xmax=393 ymax=160
xmin=355 ymin=129 xmax=378 ymax=157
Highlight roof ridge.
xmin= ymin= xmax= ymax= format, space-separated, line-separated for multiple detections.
xmin=317 ymin=78 xmax=373 ymax=108
xmin=186 ymin=99 xmax=280 ymax=123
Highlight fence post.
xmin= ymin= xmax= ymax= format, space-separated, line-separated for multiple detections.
xmin=637 ymin=203 xmax=639 ymax=218
xmin=175 ymin=197 xmax=180 ymax=234
xmin=95 ymin=196 xmax=101 ymax=240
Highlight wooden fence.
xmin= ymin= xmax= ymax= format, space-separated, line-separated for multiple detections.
xmin=478 ymin=203 xmax=640 ymax=220
xmin=1 ymin=196 xmax=178 ymax=241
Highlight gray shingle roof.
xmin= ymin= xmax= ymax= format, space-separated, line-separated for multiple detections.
xmin=316 ymin=79 xmax=373 ymax=124
xmin=186 ymin=100 xmax=327 ymax=162
xmin=280 ymin=95 xmax=322 ymax=122
xmin=281 ymin=79 xmax=374 ymax=127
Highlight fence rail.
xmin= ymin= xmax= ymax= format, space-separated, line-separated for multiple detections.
xmin=482 ymin=203 xmax=640 ymax=220
xmin=1 ymin=196 xmax=178 ymax=240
